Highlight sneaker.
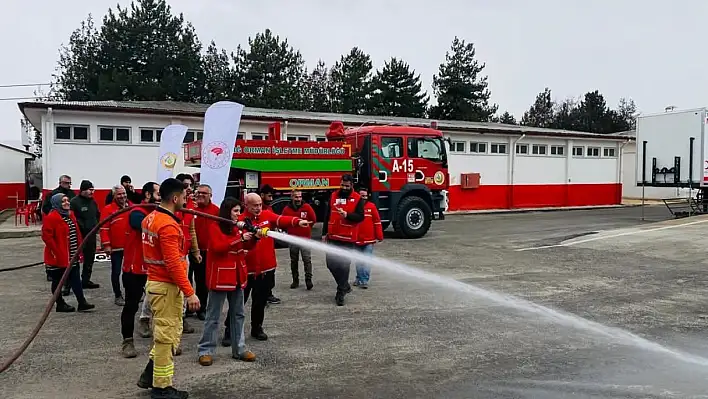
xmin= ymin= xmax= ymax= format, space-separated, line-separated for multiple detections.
xmin=82 ymin=281 xmax=100 ymax=289
xmin=289 ymin=280 xmax=299 ymax=289
xmin=305 ymin=279 xmax=313 ymax=290
xmin=121 ymin=338 xmax=138 ymax=358
xmin=236 ymin=351 xmax=256 ymax=362
xmin=56 ymin=302 xmax=76 ymax=313
xmin=182 ymin=319 xmax=195 ymax=334
xmin=198 ymin=355 xmax=213 ymax=366
xmin=359 ymin=282 xmax=368 ymax=289
xmin=138 ymin=318 xmax=152 ymax=338
xmin=267 ymin=295 xmax=281 ymax=304
xmin=78 ymin=302 xmax=95 ymax=312
xmin=115 ymin=296 xmax=125 ymax=306
xmin=150 ymin=386 xmax=189 ymax=399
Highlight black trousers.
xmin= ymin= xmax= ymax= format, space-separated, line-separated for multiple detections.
xmin=226 ymin=273 xmax=272 ymax=333
xmin=189 ymin=251 xmax=208 ymax=313
xmin=325 ymin=240 xmax=354 ymax=294
xmin=265 ymin=269 xmax=275 ymax=297
xmin=64 ymin=233 xmax=96 ymax=288
xmin=49 ymin=266 xmax=85 ymax=304
xmin=121 ymin=272 xmax=148 ymax=339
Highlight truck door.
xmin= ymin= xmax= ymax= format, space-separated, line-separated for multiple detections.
xmin=406 ymin=136 xmax=447 ymax=190
xmin=372 ymin=135 xmax=406 ymax=192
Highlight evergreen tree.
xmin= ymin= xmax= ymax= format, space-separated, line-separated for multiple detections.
xmin=521 ymin=88 xmax=554 ymax=127
xmin=234 ymin=29 xmax=308 ymax=110
xmin=51 ymin=0 xmax=205 ymax=102
xmin=305 ymin=60 xmax=333 ymax=112
xmin=491 ymin=111 xmax=517 ymax=124
xmin=200 ymin=41 xmax=237 ymax=103
xmin=330 ymin=47 xmax=373 ymax=114
xmin=367 ymin=57 xmax=428 ymax=117
xmin=615 ymin=97 xmax=637 ymax=130
xmin=429 ymin=37 xmax=497 ymax=122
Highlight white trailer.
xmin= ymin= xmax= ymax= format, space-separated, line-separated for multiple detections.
xmin=635 ymin=108 xmax=707 ymax=188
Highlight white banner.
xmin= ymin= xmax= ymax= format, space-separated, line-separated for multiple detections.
xmin=200 ymin=101 xmax=244 ymax=205
xmin=156 ymin=124 xmax=188 ymax=182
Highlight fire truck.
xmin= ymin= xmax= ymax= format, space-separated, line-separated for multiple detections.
xmin=184 ymin=121 xmax=449 ymax=238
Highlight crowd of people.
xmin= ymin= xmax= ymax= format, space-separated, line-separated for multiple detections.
xmin=40 ymin=172 xmax=383 ymax=399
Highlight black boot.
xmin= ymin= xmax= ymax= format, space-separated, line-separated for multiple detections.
xmin=137 ymin=359 xmax=153 ymax=389
xmin=290 ymin=278 xmax=299 ymax=289
xmin=56 ymin=301 xmax=75 ymax=313
xmin=305 ymin=278 xmax=313 ymax=291
xmin=150 ymin=386 xmax=189 ymax=399
xmin=82 ymin=280 xmax=100 ymax=289
xmin=78 ymin=301 xmax=95 ymax=312
xmin=335 ymin=291 xmax=345 ymax=306
xmin=251 ymin=327 xmax=268 ymax=341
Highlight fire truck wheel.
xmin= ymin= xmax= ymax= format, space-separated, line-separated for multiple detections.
xmin=394 ymin=196 xmax=431 ymax=239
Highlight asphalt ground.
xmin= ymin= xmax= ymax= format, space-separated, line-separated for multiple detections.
xmin=3 ymin=205 xmax=708 ymax=398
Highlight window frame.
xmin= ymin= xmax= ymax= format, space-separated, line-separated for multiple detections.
xmin=139 ymin=128 xmax=163 ymax=144
xmin=586 ymin=146 xmax=601 ymax=157
xmin=54 ymin=124 xmax=90 ymax=142
xmin=572 ymin=146 xmax=584 ymax=157
xmin=531 ymin=144 xmax=547 ymax=156
xmin=515 ymin=143 xmax=529 ymax=155
xmin=98 ymin=125 xmax=132 ymax=143
xmin=450 ymin=141 xmax=466 ymax=153
xmin=379 ymin=136 xmax=404 ymax=159
xmin=469 ymin=141 xmax=487 ymax=154
xmin=490 ymin=143 xmax=508 ymax=155
xmin=549 ymin=145 xmax=565 ymax=156
xmin=603 ymin=147 xmax=617 ymax=157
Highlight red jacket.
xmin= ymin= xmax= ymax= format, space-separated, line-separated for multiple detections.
xmin=176 ymin=199 xmax=195 ymax=254
xmin=240 ymin=209 xmax=300 ymax=275
xmin=356 ymin=201 xmax=384 ymax=245
xmin=123 ymin=207 xmax=149 ymax=274
xmin=281 ymin=202 xmax=316 ymax=238
xmin=100 ymin=202 xmax=131 ymax=250
xmin=194 ymin=201 xmax=219 ymax=250
xmin=42 ymin=210 xmax=83 ymax=268
xmin=327 ymin=190 xmax=362 ymax=243
xmin=206 ymin=223 xmax=248 ymax=291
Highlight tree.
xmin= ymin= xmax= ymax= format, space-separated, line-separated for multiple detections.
xmin=330 ymin=47 xmax=373 ymax=114
xmin=429 ymin=37 xmax=497 ymax=122
xmin=51 ymin=0 xmax=205 ymax=102
xmin=550 ymin=98 xmax=580 ymax=131
xmin=491 ymin=111 xmax=517 ymax=124
xmin=615 ymin=97 xmax=637 ymax=131
xmin=305 ymin=60 xmax=333 ymax=112
xmin=200 ymin=41 xmax=237 ymax=103
xmin=234 ymin=29 xmax=308 ymax=110
xmin=367 ymin=57 xmax=428 ymax=117
xmin=521 ymin=88 xmax=554 ymax=127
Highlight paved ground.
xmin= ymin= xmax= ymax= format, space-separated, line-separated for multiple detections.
xmin=4 ymin=205 xmax=708 ymax=398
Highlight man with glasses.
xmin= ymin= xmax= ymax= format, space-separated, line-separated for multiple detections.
xmin=42 ymin=175 xmax=76 ymax=215
xmin=192 ymin=184 xmax=219 ymax=320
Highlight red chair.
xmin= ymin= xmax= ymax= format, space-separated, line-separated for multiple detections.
xmin=15 ymin=201 xmax=37 ymax=226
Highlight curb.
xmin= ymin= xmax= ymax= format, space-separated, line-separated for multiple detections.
xmin=445 ymin=204 xmax=648 ymax=216
xmin=0 ymin=229 xmax=41 ymax=240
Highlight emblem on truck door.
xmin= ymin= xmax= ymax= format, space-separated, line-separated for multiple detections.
xmin=433 ymin=171 xmax=445 ymax=185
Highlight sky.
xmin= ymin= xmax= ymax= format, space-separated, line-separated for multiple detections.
xmin=0 ymin=0 xmax=706 ymax=143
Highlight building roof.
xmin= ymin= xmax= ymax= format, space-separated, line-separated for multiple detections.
xmin=0 ymin=142 xmax=34 ymax=157
xmin=18 ymin=100 xmax=630 ymax=141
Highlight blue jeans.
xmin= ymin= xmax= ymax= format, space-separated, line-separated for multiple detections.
xmin=198 ymin=289 xmax=246 ymax=358
xmin=110 ymin=250 xmax=124 ymax=298
xmin=355 ymin=244 xmax=374 ymax=283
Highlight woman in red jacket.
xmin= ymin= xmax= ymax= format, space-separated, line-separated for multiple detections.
xmin=197 ymin=197 xmax=256 ymax=366
xmin=42 ymin=193 xmax=95 ymax=313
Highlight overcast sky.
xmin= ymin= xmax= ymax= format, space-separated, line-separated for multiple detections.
xmin=0 ymin=0 xmax=705 ymax=143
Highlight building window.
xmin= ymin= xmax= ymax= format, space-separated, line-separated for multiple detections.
xmin=603 ymin=147 xmax=616 ymax=157
xmin=287 ymin=135 xmax=310 ymax=142
xmin=237 ymin=132 xmax=245 ymax=140
xmin=572 ymin=146 xmax=584 ymax=157
xmin=99 ymin=126 xmax=131 ymax=143
xmin=490 ymin=143 xmax=507 ymax=154
xmin=182 ymin=130 xmax=203 ymax=144
xmin=515 ymin=144 xmax=528 ymax=154
xmin=531 ymin=144 xmax=547 ymax=155
xmin=380 ymin=137 xmax=403 ymax=158
xmin=140 ymin=128 xmax=162 ymax=143
xmin=550 ymin=145 xmax=565 ymax=156
xmin=450 ymin=141 xmax=465 ymax=153
xmin=587 ymin=147 xmax=600 ymax=157
xmin=55 ymin=125 xmax=89 ymax=141
xmin=251 ymin=134 xmax=266 ymax=140
xmin=315 ymin=136 xmax=327 ymax=142
xmin=469 ymin=142 xmax=487 ymax=153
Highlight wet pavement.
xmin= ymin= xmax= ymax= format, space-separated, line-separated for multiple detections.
xmin=3 ymin=205 xmax=708 ymax=398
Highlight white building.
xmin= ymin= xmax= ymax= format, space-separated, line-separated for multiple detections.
xmin=20 ymin=100 xmax=629 ymax=211
xmin=0 ymin=143 xmax=35 ymax=210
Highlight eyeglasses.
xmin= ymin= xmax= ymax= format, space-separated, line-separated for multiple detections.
xmin=196 ymin=191 xmax=210 ymax=196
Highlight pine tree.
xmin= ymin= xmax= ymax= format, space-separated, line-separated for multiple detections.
xmin=305 ymin=60 xmax=333 ymax=112
xmin=367 ymin=57 xmax=428 ymax=118
xmin=491 ymin=111 xmax=517 ymax=124
xmin=51 ymin=15 xmax=101 ymax=100
xmin=234 ymin=29 xmax=308 ymax=110
xmin=200 ymin=41 xmax=237 ymax=103
xmin=429 ymin=37 xmax=497 ymax=121
xmin=330 ymin=47 xmax=373 ymax=114
xmin=521 ymin=88 xmax=554 ymax=127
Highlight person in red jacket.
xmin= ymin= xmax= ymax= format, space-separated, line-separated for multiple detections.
xmin=281 ymin=189 xmax=317 ymax=290
xmin=42 ymin=193 xmax=95 ymax=313
xmin=321 ymin=174 xmax=366 ymax=306
xmin=100 ymin=185 xmax=132 ymax=306
xmin=353 ymin=187 xmax=384 ymax=289
xmin=237 ymin=192 xmax=309 ymax=341
xmin=192 ymin=183 xmax=220 ymax=320
xmin=197 ymin=197 xmax=257 ymax=366
xmin=257 ymin=184 xmax=281 ymax=305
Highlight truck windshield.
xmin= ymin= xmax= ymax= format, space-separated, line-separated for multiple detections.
xmin=408 ymin=137 xmax=445 ymax=162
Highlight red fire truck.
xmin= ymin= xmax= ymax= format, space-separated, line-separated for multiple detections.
xmin=184 ymin=121 xmax=449 ymax=238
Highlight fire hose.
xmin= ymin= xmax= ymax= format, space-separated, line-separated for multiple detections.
xmin=0 ymin=203 xmax=259 ymax=374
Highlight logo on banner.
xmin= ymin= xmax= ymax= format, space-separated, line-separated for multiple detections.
xmin=160 ymin=152 xmax=178 ymax=169
xmin=433 ymin=171 xmax=445 ymax=185
xmin=202 ymin=141 xmax=231 ymax=169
